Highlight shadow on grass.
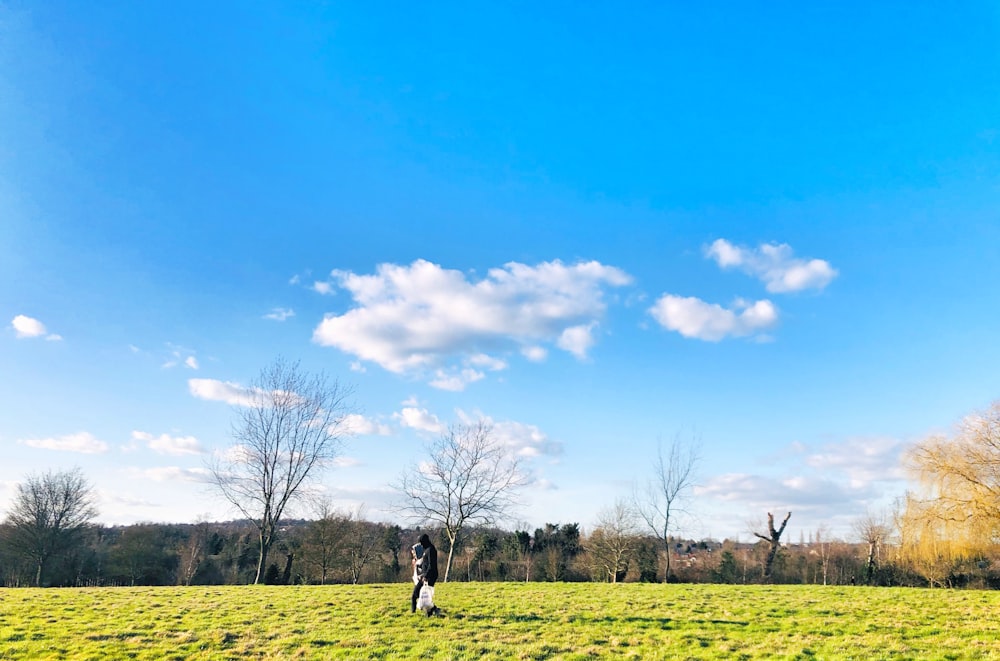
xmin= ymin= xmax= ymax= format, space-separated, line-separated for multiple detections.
xmin=451 ymin=612 xmax=750 ymax=628
xmin=450 ymin=612 xmax=544 ymax=623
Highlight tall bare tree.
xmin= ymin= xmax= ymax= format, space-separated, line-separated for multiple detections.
xmin=342 ymin=506 xmax=382 ymax=584
xmin=177 ymin=518 xmax=212 ymax=586
xmin=753 ymin=511 xmax=791 ymax=580
xmin=853 ymin=510 xmax=892 ymax=585
xmin=587 ymin=499 xmax=640 ymax=583
xmin=301 ymin=497 xmax=348 ymax=585
xmin=209 ymin=358 xmax=353 ymax=584
xmin=634 ymin=434 xmax=700 ymax=581
xmin=813 ymin=525 xmax=832 ymax=586
xmin=5 ymin=468 xmax=98 ymax=586
xmin=397 ymin=420 xmax=526 ymax=581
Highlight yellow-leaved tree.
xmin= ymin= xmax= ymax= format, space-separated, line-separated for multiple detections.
xmin=899 ymin=401 xmax=1000 ymax=586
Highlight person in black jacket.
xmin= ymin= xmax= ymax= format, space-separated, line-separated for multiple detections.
xmin=411 ymin=533 xmax=440 ymax=616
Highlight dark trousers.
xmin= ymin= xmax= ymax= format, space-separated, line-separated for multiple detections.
xmin=411 ymin=577 xmax=436 ymax=612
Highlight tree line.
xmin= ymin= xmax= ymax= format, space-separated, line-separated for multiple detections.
xmin=4 ymin=359 xmax=999 ymax=589
xmin=3 ymin=503 xmax=990 ymax=589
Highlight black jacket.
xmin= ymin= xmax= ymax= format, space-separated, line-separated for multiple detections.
xmin=422 ymin=543 xmax=439 ymax=585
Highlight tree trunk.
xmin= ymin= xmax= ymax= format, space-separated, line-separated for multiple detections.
xmin=754 ymin=512 xmax=791 ymax=580
xmin=866 ymin=542 xmax=876 ymax=584
xmin=255 ymin=528 xmax=270 ymax=585
xmin=444 ymin=544 xmax=455 ymax=582
xmin=663 ymin=537 xmax=672 ymax=582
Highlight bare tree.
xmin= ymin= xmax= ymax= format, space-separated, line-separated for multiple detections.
xmin=301 ymin=497 xmax=348 ymax=584
xmin=397 ymin=420 xmax=526 ymax=581
xmin=586 ymin=499 xmax=640 ymax=583
xmin=342 ymin=506 xmax=382 ymax=584
xmin=813 ymin=525 xmax=832 ymax=586
xmin=753 ymin=511 xmax=791 ymax=580
xmin=854 ymin=510 xmax=892 ymax=585
xmin=634 ymin=434 xmax=700 ymax=582
xmin=177 ymin=518 xmax=212 ymax=586
xmin=4 ymin=468 xmax=98 ymax=587
xmin=209 ymin=358 xmax=354 ymax=584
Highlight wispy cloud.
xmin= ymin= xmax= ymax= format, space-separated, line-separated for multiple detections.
xmin=705 ymin=239 xmax=838 ymax=293
xmin=342 ymin=413 xmax=392 ymax=436
xmin=803 ymin=436 xmax=906 ymax=487
xmin=162 ymin=343 xmax=199 ymax=370
xmin=19 ymin=431 xmax=109 ymax=454
xmin=648 ymin=295 xmax=778 ymax=341
xmin=694 ymin=434 xmax=908 ymax=537
xmin=11 ymin=314 xmax=62 ymax=340
xmin=429 ymin=368 xmax=485 ymax=392
xmin=188 ymin=378 xmax=255 ymax=406
xmin=129 ymin=466 xmax=214 ymax=483
xmin=456 ymin=411 xmax=563 ymax=459
xmin=263 ymin=307 xmax=295 ymax=321
xmin=312 ymin=259 xmax=632 ymax=388
xmin=697 ymin=472 xmax=868 ymax=508
xmin=131 ymin=431 xmax=205 ymax=456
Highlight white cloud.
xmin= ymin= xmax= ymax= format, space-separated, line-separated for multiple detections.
xmin=11 ymin=314 xmax=46 ymax=338
xmin=394 ymin=407 xmax=446 ymax=434
xmin=521 ymin=345 xmax=548 ymax=362
xmin=132 ymin=430 xmax=204 ymax=456
xmin=188 ymin=378 xmax=255 ymax=406
xmin=468 ymin=353 xmax=509 ymax=371
xmin=557 ymin=323 xmax=597 ymax=358
xmin=342 ymin=413 xmax=392 ymax=436
xmin=312 ymin=259 xmax=632 ymax=385
xmin=705 ymin=239 xmax=838 ymax=293
xmin=332 ymin=456 xmax=362 ymax=468
xmin=217 ymin=444 xmax=254 ymax=464
xmin=696 ymin=472 xmax=864 ymax=508
xmin=691 ymin=433 xmax=911 ymax=539
xmin=705 ymin=239 xmax=744 ymax=268
xmin=263 ymin=307 xmax=295 ymax=321
xmin=11 ymin=314 xmax=61 ymax=340
xmin=804 ymin=436 xmax=906 ymax=487
xmin=429 ymin=368 xmax=485 ymax=392
xmin=20 ymin=431 xmax=109 ymax=454
xmin=162 ymin=343 xmax=198 ymax=370
xmin=469 ymin=414 xmax=563 ymax=459
xmin=349 ymin=361 xmax=367 ymax=373
xmin=648 ymin=295 xmax=778 ymax=341
xmin=313 ymin=281 xmax=334 ymax=295
xmin=427 ymin=354 xmax=507 ymax=391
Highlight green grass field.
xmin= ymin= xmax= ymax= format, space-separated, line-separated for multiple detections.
xmin=2 ymin=583 xmax=999 ymax=660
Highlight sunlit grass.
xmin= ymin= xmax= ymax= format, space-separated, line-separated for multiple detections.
xmin=2 ymin=583 xmax=999 ymax=659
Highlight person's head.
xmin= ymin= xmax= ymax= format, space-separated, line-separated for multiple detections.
xmin=418 ymin=533 xmax=431 ymax=547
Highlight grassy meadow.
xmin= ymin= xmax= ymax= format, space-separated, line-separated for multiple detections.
xmin=2 ymin=582 xmax=999 ymax=660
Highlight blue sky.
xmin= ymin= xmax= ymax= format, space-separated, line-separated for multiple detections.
xmin=2 ymin=1 xmax=999 ymax=541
